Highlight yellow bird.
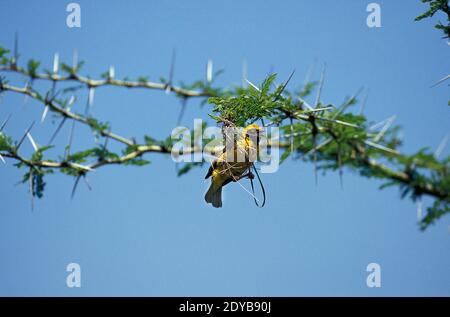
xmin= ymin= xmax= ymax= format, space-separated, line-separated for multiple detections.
xmin=204 ymin=124 xmax=262 ymax=208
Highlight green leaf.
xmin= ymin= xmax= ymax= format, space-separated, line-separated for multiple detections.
xmin=177 ymin=162 xmax=203 ymax=176
xmin=27 ymin=59 xmax=41 ymax=77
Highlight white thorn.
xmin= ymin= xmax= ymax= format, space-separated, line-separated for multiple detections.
xmin=289 ymin=118 xmax=294 ymax=152
xmin=359 ymin=89 xmax=370 ymax=115
xmin=13 ymin=31 xmax=18 ymax=65
xmin=109 ymin=66 xmax=115 ymax=79
xmin=83 ymin=175 xmax=92 ymax=191
xmin=23 ymin=80 xmax=30 ymax=106
xmin=298 ymin=96 xmax=313 ymax=110
xmin=72 ymin=49 xmax=78 ymax=69
xmin=332 ymin=87 xmax=364 ymax=119
xmin=303 ymin=61 xmax=316 ymax=87
xmin=0 ymin=154 xmax=5 ymax=164
xmin=88 ymin=88 xmax=95 ymax=107
xmin=72 ymin=163 xmax=95 ymax=172
xmin=244 ymin=78 xmax=260 ymax=91
xmin=314 ymin=63 xmax=326 ymax=107
xmin=242 ymin=58 xmax=248 ymax=88
xmin=434 ymin=133 xmax=449 ymax=159
xmin=416 ymin=199 xmax=423 ymax=221
xmin=364 ymin=140 xmax=399 ymax=155
xmin=41 ymin=106 xmax=49 ymax=123
xmin=305 ymin=138 xmax=333 ymax=156
xmin=68 ymin=95 xmax=75 ymax=107
xmin=53 ymin=53 xmax=59 ymax=74
xmin=369 ymin=118 xmax=388 ymax=131
xmin=309 ymin=116 xmax=359 ymax=128
xmin=373 ymin=115 xmax=396 ymax=142
xmin=27 ymin=132 xmax=38 ymax=152
xmin=305 ymin=106 xmax=333 ymax=113
xmin=431 ymin=74 xmax=450 ymax=87
xmin=206 ymin=59 xmax=213 ymax=84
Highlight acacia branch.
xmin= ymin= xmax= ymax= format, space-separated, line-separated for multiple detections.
xmin=0 ymin=65 xmax=213 ymax=98
xmin=0 ymin=44 xmax=448 ymax=230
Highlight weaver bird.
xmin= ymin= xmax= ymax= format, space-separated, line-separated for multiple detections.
xmin=204 ymin=123 xmax=262 ymax=208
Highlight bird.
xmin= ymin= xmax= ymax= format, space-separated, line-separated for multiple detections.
xmin=204 ymin=123 xmax=262 ymax=208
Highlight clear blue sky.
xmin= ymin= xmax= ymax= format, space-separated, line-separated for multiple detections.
xmin=0 ymin=0 xmax=449 ymax=296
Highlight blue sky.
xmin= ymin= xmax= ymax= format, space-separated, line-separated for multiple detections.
xmin=0 ymin=0 xmax=449 ymax=296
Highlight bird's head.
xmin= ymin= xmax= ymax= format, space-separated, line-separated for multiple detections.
xmin=242 ymin=123 xmax=263 ymax=135
xmin=241 ymin=124 xmax=263 ymax=146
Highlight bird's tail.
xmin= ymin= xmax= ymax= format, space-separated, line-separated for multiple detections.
xmin=205 ymin=184 xmax=222 ymax=208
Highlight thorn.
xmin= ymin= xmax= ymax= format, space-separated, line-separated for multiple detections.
xmin=242 ymin=58 xmax=248 ymax=88
xmin=298 ymin=96 xmax=313 ymax=110
xmin=273 ymin=70 xmax=295 ymax=102
xmin=373 ymin=115 xmax=396 ymax=142
xmin=0 ymin=113 xmax=12 ymax=132
xmin=68 ymin=95 xmax=76 ymax=107
xmin=48 ymin=117 xmax=66 ymax=145
xmin=102 ymin=129 xmax=110 ymax=150
xmin=305 ymin=137 xmax=333 ymax=156
xmin=41 ymin=106 xmax=49 ymax=123
xmin=85 ymin=87 xmax=95 ymax=114
xmin=65 ymin=120 xmax=76 ymax=159
xmin=434 ymin=133 xmax=449 ymax=159
xmin=71 ymin=163 xmax=95 ymax=172
xmin=83 ymin=175 xmax=92 ymax=191
xmin=206 ymin=59 xmax=213 ymax=84
xmin=313 ymin=136 xmax=318 ymax=187
xmin=430 ymin=74 xmax=450 ymax=87
xmin=12 ymin=32 xmax=19 ymax=66
xmin=71 ymin=175 xmax=81 ymax=199
xmin=314 ymin=63 xmax=326 ymax=107
xmin=333 ymin=86 xmax=364 ymax=118
xmin=50 ymin=80 xmax=57 ymax=104
xmin=337 ymin=144 xmax=343 ymax=189
xmin=359 ymin=88 xmax=370 ymax=115
xmin=29 ymin=169 xmax=34 ymax=211
xmin=88 ymin=87 xmax=95 ymax=107
xmin=22 ymin=79 xmax=31 ymax=106
xmin=72 ymin=49 xmax=78 ymax=69
xmin=166 ymin=49 xmax=176 ymax=94
xmin=109 ymin=65 xmax=115 ymax=79
xmin=303 ymin=60 xmax=316 ymax=87
xmin=289 ymin=117 xmax=294 ymax=152
xmin=260 ymin=118 xmax=266 ymax=128
xmin=53 ymin=53 xmax=59 ymax=74
xmin=312 ymin=116 xmax=359 ymax=128
xmin=281 ymin=131 xmax=303 ymax=139
xmin=169 ymin=49 xmax=176 ymax=83
xmin=0 ymin=153 xmax=5 ymax=164
xmin=416 ymin=199 xmax=423 ymax=221
xmin=304 ymin=106 xmax=333 ymax=113
xmin=16 ymin=121 xmax=36 ymax=150
xmin=27 ymin=132 xmax=39 ymax=152
xmin=365 ymin=140 xmax=399 ymax=155
xmin=45 ymin=86 xmax=59 ymax=106
xmin=244 ymin=78 xmax=261 ymax=91
xmin=369 ymin=116 xmax=392 ymax=131
xmin=176 ymin=97 xmax=188 ymax=126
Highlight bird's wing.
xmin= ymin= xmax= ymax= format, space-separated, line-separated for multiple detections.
xmin=204 ymin=156 xmax=220 ymax=179
xmin=204 ymin=164 xmax=214 ymax=179
xmin=204 ymin=152 xmax=226 ymax=179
